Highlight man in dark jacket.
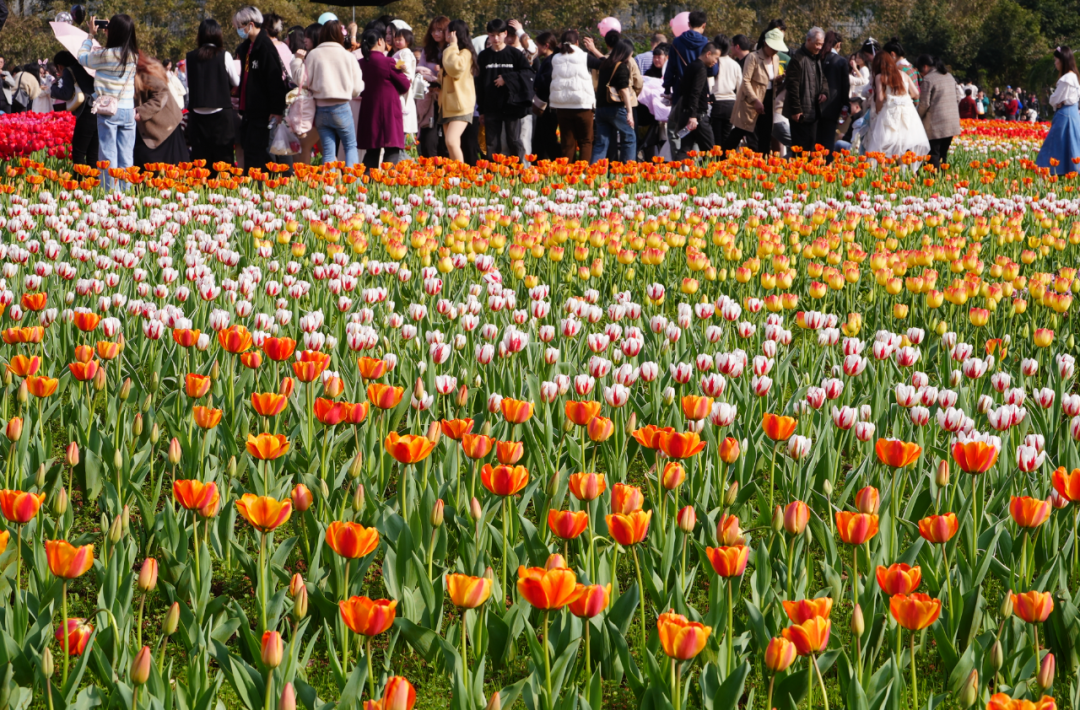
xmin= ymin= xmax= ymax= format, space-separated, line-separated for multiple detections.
xmin=782 ymin=27 xmax=828 ymax=155
xmin=816 ymin=31 xmax=849 ymax=160
xmin=671 ymin=43 xmax=720 ymax=161
xmin=477 ymin=18 xmax=534 ymax=160
xmin=663 ymin=10 xmax=714 ymax=101
xmin=234 ymin=6 xmax=288 ymax=174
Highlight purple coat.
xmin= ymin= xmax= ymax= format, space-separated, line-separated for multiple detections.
xmin=357 ymin=52 xmax=411 ymax=150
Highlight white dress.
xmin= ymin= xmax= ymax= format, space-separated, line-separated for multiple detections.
xmin=865 ymin=72 xmax=929 ymax=158
xmin=393 ymin=48 xmax=418 ymax=135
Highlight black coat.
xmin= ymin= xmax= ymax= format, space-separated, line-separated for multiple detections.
xmin=783 ymin=45 xmax=828 ymax=122
xmin=534 ymin=55 xmax=553 ymax=104
xmin=676 ymin=59 xmax=710 ymax=125
xmin=819 ymin=51 xmax=850 ymax=121
xmin=235 ymin=30 xmax=287 ymax=118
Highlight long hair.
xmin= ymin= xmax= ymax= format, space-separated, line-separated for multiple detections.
xmin=445 ymin=19 xmax=478 ymax=75
xmin=559 ymin=28 xmax=579 ymax=54
xmin=196 ymin=19 xmax=225 ymax=62
xmin=422 ymin=16 xmax=449 ymax=63
xmin=1056 ymin=46 xmax=1080 ymax=80
xmin=872 ymin=51 xmax=905 ymax=95
xmin=105 ymin=14 xmax=138 ymax=69
xmin=601 ymin=37 xmax=634 ymax=70
xmin=822 ymin=30 xmax=841 ymax=56
xmin=135 ymin=51 xmax=167 ymax=93
xmin=535 ymin=31 xmax=558 ymax=55
xmin=320 ymin=20 xmax=347 ymax=47
xmin=304 ymin=23 xmax=323 ymax=50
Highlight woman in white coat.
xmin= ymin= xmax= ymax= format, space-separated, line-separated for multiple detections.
xmin=548 ymin=29 xmax=596 ymax=161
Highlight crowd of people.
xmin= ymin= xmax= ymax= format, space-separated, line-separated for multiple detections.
xmin=0 ymin=8 xmax=1078 ymax=183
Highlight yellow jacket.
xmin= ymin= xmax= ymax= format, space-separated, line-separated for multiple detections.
xmin=439 ymin=42 xmax=476 ymax=118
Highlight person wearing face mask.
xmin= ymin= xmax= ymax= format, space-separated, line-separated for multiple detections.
xmin=356 ymin=28 xmax=411 ymax=168
xmin=234 ymin=5 xmax=288 ymax=174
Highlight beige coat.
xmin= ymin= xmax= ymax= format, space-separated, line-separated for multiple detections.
xmin=731 ymin=49 xmax=780 ymax=132
xmin=916 ymin=70 xmax=962 ymax=141
xmin=439 ymin=42 xmax=475 ymax=118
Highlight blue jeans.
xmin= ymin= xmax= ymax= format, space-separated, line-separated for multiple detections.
xmin=592 ymin=106 xmax=636 ymax=163
xmin=97 ymin=108 xmax=136 ymax=190
xmin=315 ymin=103 xmax=359 ymax=167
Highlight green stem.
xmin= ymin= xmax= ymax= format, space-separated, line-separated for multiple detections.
xmin=132 ymin=686 xmax=139 ymax=710
xmin=62 ymin=581 xmax=69 ymax=684
xmin=137 ymin=593 xmax=145 ymax=648
xmin=461 ymin=609 xmax=469 ymax=672
xmin=766 ymin=674 xmax=775 ymax=710
xmin=543 ymin=610 xmax=552 ymax=710
xmin=726 ymin=578 xmax=734 ymax=677
xmin=341 ymin=562 xmax=350 ymax=674
xmin=813 ymin=653 xmax=830 ymax=710
xmin=942 ymin=544 xmax=956 ymax=629
xmin=263 ymin=668 xmax=272 ymax=710
xmin=259 ymin=532 xmax=268 ymax=632
xmin=366 ymin=637 xmax=375 ymax=700
xmin=909 ymin=632 xmax=918 ymax=709
xmin=501 ymin=497 xmax=510 ymax=606
xmin=632 ymin=545 xmax=646 ymax=652
xmin=671 ymin=657 xmax=680 ymax=710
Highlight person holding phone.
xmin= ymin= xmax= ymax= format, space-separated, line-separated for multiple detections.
xmin=78 ymin=14 xmax=138 ymax=190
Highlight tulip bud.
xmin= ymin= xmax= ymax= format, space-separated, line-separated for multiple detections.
xmin=625 ymin=412 xmax=637 ymax=435
xmin=771 ymin=505 xmax=783 ymax=532
xmin=349 ymin=452 xmax=363 ymax=479
xmin=851 ymin=603 xmax=865 ymax=637
xmin=280 ymin=683 xmax=296 ymax=710
xmin=455 ymin=384 xmax=469 ymax=409
xmin=65 ymin=442 xmax=79 ymax=467
xmin=133 ymin=412 xmax=143 ymax=438
xmin=142 ymin=393 xmax=153 ymax=413
xmin=426 ymin=420 xmax=442 ymax=446
xmin=122 ymin=505 xmax=131 ymax=535
xmin=320 ymin=478 xmax=330 ymax=500
xmin=562 ymin=418 xmax=574 ymax=433
xmin=35 ymin=464 xmax=45 ymax=489
xmin=150 ymin=372 xmax=159 ymax=393
xmin=783 ymin=502 xmax=809 ymax=535
xmin=130 ymin=646 xmax=152 ymax=685
xmin=480 ymin=420 xmax=492 ymax=437
xmin=1000 ymin=594 xmax=1013 ymax=619
xmin=483 ymin=566 xmax=496 ymax=584
xmin=119 ymin=377 xmax=132 ymax=401
xmin=804 ymin=524 xmax=813 ymax=545
xmin=1039 ymin=652 xmax=1055 ymax=690
xmin=822 ymin=479 xmax=833 ymax=498
xmin=4 ymin=418 xmax=21 ymax=442
xmin=291 ymin=484 xmax=313 ymax=513
xmin=210 ymin=360 xmax=221 ymax=381
xmin=93 ymin=366 xmax=107 ymax=391
xmin=108 ymin=514 xmax=123 ymax=544
xmin=470 ymin=497 xmax=483 ymax=521
xmin=353 ymin=483 xmax=365 ymax=513
xmin=168 ymin=438 xmax=182 ymax=465
xmin=547 ymin=469 xmax=561 ymax=497
xmin=662 ymin=387 xmax=675 ymax=407
xmin=163 ymin=602 xmax=180 ymax=635
xmin=485 ymin=691 xmax=501 ymax=710
xmin=150 ymin=422 xmax=160 ymax=445
xmin=1 ymin=370 xmax=9 ymax=387
xmin=431 ymin=499 xmax=445 ymax=528
xmin=16 ymin=381 xmax=26 ymax=404
xmin=545 ymin=553 xmax=566 ymax=570
xmin=677 ymin=505 xmax=696 ymax=533
xmin=936 ymin=459 xmax=950 ymax=487
xmin=113 ymin=447 xmax=123 ymax=472
xmin=228 ymin=455 xmax=237 ymax=479
xmin=138 ymin=558 xmax=158 ymax=592
xmin=261 ymin=631 xmax=283 ymax=668
xmin=293 ymin=585 xmax=308 ymax=621
xmin=725 ymin=481 xmax=739 ymax=507
xmin=53 ymin=486 xmax=68 ymax=516
xmin=100 ymin=513 xmax=109 ymax=533
xmin=414 ymin=377 xmax=426 ymax=401
xmin=42 ymin=647 xmax=54 ymax=678
xmin=289 ymin=573 xmax=305 ymax=597
xmin=990 ymin=639 xmax=1003 ymax=672
xmin=959 ymin=669 xmax=978 ymax=708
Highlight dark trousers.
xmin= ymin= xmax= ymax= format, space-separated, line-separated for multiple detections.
xmin=556 ymin=108 xmax=594 ymax=161
xmin=418 ymin=125 xmax=444 ymax=158
xmin=240 ymin=114 xmax=272 ymax=174
xmin=817 ymin=114 xmax=840 ymax=160
xmin=722 ymin=89 xmax=773 ymax=154
xmin=71 ymin=106 xmax=99 ymax=167
xmin=673 ymin=119 xmax=715 ymax=161
xmin=462 ymin=122 xmax=480 ymax=165
xmin=533 ymin=108 xmax=560 ymax=161
xmin=928 ymin=136 xmax=953 ymax=169
xmin=188 ymin=111 xmax=236 ymax=168
xmin=362 ymin=147 xmax=403 ymax=169
xmin=789 ymin=120 xmax=819 ymax=154
xmin=710 ymin=99 xmax=735 ymax=147
xmin=483 ymin=115 xmax=524 ymax=159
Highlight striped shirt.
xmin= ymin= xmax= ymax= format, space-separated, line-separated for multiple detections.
xmin=78 ymin=38 xmax=136 ymax=109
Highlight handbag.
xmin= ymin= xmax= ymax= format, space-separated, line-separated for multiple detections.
xmin=66 ymin=84 xmax=86 ymax=113
xmin=11 ymin=72 xmax=30 ymax=113
xmin=606 ymin=61 xmax=623 ymax=103
xmin=91 ymin=94 xmax=118 ymax=117
xmin=286 ymin=61 xmax=315 ymax=136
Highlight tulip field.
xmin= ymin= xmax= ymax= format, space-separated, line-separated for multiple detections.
xmin=0 ymin=113 xmax=1078 ymax=710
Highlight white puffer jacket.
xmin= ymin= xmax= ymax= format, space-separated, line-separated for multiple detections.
xmin=549 ymin=45 xmax=595 ymax=110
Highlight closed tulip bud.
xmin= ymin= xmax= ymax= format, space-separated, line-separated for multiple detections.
xmin=16 ymin=381 xmax=26 ymax=404
xmin=210 ymin=360 xmax=220 ymax=381
xmin=133 ymin=412 xmax=143 ymax=437
xmin=456 ymin=384 xmax=469 ymax=408
xmin=113 ymin=448 xmax=123 ymax=471
xmin=626 ymin=412 xmax=637 ymax=435
xmin=414 ymin=377 xmax=426 ymax=401
xmin=42 ymin=647 xmax=53 ymax=678
xmin=353 ymin=484 xmax=365 ymax=512
xmin=168 ymin=438 xmax=182 ymax=465
xmin=771 ymin=505 xmax=784 ymax=532
xmin=35 ymin=464 xmax=45 ymax=489
xmin=431 ymin=499 xmax=445 ymax=528
xmin=725 ymin=481 xmax=739 ymax=507
xmin=150 ymin=372 xmax=159 ymax=393
xmin=822 ymin=479 xmax=833 ymax=497
xmin=485 ymin=692 xmax=501 ymax=710
xmin=426 ymin=421 xmax=442 ymax=446
xmin=562 ymin=418 xmax=574 ymax=433
xmin=119 ymin=377 xmax=131 ymax=401
xmin=293 ymin=585 xmax=308 ymax=621
xmin=280 ymin=683 xmax=296 ymax=710
xmin=1000 ymin=594 xmax=1013 ymax=618
xmin=959 ymin=669 xmax=978 ymax=708
xmin=53 ymin=486 xmax=68 ymax=516
xmin=100 ymin=513 xmax=109 ymax=532
xmin=142 ymin=393 xmax=153 ymax=412
xmin=228 ymin=455 xmax=237 ymax=479
xmin=470 ymin=497 xmax=483 ymax=521
xmin=261 ymin=631 xmax=283 ymax=668
xmin=349 ymin=452 xmax=363 ymax=479
xmin=851 ymin=603 xmax=865 ymax=636
xmin=150 ymin=422 xmax=160 ymax=445
xmin=319 ymin=478 xmax=330 ymax=500
xmin=1039 ymin=651 xmax=1055 ymax=690
xmin=990 ymin=639 xmax=1003 ymax=672
xmin=677 ymin=505 xmax=696 ymax=533
xmin=5 ymin=418 xmax=21 ymax=442
xmin=130 ymin=646 xmax=152 ymax=685
xmin=662 ymin=387 xmax=676 ymax=407
xmin=65 ymin=442 xmax=79 ymax=467
xmin=936 ymin=460 xmax=950 ymax=487
xmin=545 ymin=553 xmax=567 ymax=570
xmin=804 ymin=524 xmax=813 ymax=545
xmin=122 ymin=505 xmax=130 ymax=535
xmin=289 ymin=573 xmax=305 ymax=597
xmin=481 ymin=420 xmax=492 ymax=437
xmin=108 ymin=514 xmax=123 ymax=543
xmin=138 ymin=558 xmax=158 ymax=591
xmin=547 ymin=470 xmax=561 ymax=497
xmin=1 ymin=369 xmax=9 ymax=386
xmin=93 ymin=366 xmax=107 ymax=391
xmin=163 ymin=602 xmax=180 ymax=635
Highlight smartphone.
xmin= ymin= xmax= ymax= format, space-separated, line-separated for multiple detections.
xmin=94 ymin=19 xmax=109 ymax=29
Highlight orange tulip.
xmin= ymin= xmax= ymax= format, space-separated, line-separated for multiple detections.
xmin=569 ymin=583 xmax=611 ymax=618
xmin=1052 ymin=466 xmax=1080 ymax=502
xmin=611 ymin=482 xmax=644 ymax=513
xmin=20 ymin=292 xmax=46 ymax=311
xmin=344 ymin=401 xmax=370 ymax=425
xmin=95 ymin=341 xmax=120 ymax=361
xmin=547 ymin=509 xmax=588 ymax=540
xmin=855 ymin=486 xmax=880 ymax=515
xmin=72 ymin=311 xmax=101 ymax=332
xmin=382 ymin=676 xmax=416 ymax=710
xmin=241 ymin=352 xmax=263 ymax=370
xmin=835 ymin=511 xmax=879 ymax=544
xmin=314 ymin=397 xmax=347 ymax=426
xmin=246 ymin=433 xmax=290 ymax=460
xmin=193 ymin=406 xmax=223 ymax=429
xmin=367 ymin=383 xmax=404 ymax=410
xmin=185 ymin=373 xmax=212 ymax=398
xmin=440 ymin=418 xmax=474 ymax=441
xmin=1010 ymin=496 xmax=1051 ymax=528
xmin=781 ymin=616 xmax=831 ymax=656
xmin=658 ymin=430 xmax=707 ymax=459
xmin=762 ymin=413 xmax=797 ymax=441
xmin=252 ymin=392 xmax=288 ymax=417
xmin=586 ymin=416 xmax=615 ymax=443
xmin=918 ymin=513 xmax=959 ymax=543
xmin=357 ymin=357 xmax=389 ymax=380
xmin=783 ymin=500 xmax=810 ymax=535
xmin=481 ymin=463 xmax=529 ymax=496
xmin=657 ymin=610 xmax=712 ymax=660
xmin=446 ymin=574 xmax=493 ymax=608
xmin=6 ymin=354 xmax=39 ymax=378
xmin=783 ymin=597 xmax=834 ymax=623
xmin=384 ymin=432 xmax=437 ymax=465
xmin=0 ymin=489 xmax=45 ymax=523
xmin=2 ymin=327 xmax=43 ymax=344
xmin=986 ymin=694 xmax=1057 ymax=710
xmin=500 ymin=398 xmax=534 ymax=424
xmin=706 ymin=545 xmax=749 ymax=577
xmin=951 ymin=440 xmax=999 ymax=474
xmin=56 ymin=618 xmax=94 ymax=655
xmin=875 ymin=438 xmax=922 ymax=468
xmin=1012 ymin=590 xmax=1054 ymax=623
xmin=74 ymin=345 xmax=92 ymax=363
xmin=279 ymin=377 xmax=296 ymax=398
xmin=876 ymin=564 xmax=922 ymax=595
xmin=890 ymin=593 xmax=942 ymax=630
xmin=719 ymin=437 xmax=741 ymax=464
xmin=235 ymin=494 xmax=292 ymax=532
xmin=45 ymin=539 xmax=94 ymax=578
xmin=173 ymin=480 xmax=217 ymax=510
xmin=68 ymin=360 xmax=99 ymax=382
xmin=517 ymin=566 xmax=578 ymax=610
xmin=660 ymin=461 xmax=686 ymax=490
xmin=218 ymin=325 xmax=253 ymax=354
xmin=631 ymin=424 xmax=674 ymax=450
xmin=494 ymin=440 xmax=524 ymax=465
xmin=292 ymin=350 xmax=330 ymax=383
xmin=339 ymin=596 xmax=397 ymax=635
xmin=565 ymin=400 xmax=602 ymax=426
xmin=765 ymin=637 xmax=798 ymax=672
xmin=568 ymin=472 xmax=606 ymax=501
xmin=172 ymin=328 xmax=201 ymax=348
xmin=606 ymin=510 xmax=652 ymax=546
xmin=326 ymin=521 xmax=380 ymax=559
xmin=262 ymin=337 xmax=297 ymax=361
xmin=460 ymin=433 xmax=494 ymax=460
xmin=681 ymin=395 xmax=713 ymax=421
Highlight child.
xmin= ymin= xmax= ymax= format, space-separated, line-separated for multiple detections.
xmin=392 ymin=23 xmax=419 ymax=144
